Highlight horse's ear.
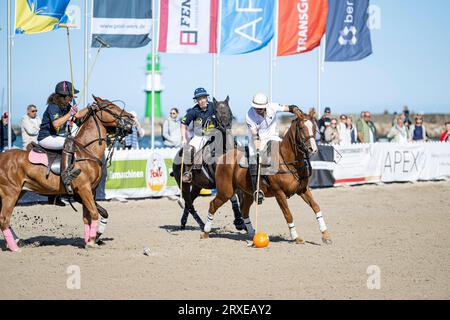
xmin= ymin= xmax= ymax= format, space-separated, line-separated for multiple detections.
xmin=294 ymin=108 xmax=305 ymax=120
xmin=225 ymin=95 xmax=229 ymax=103
xmin=213 ymin=97 xmax=218 ymax=105
xmin=92 ymin=95 xmax=102 ymax=103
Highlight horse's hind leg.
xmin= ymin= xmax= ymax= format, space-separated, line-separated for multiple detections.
xmin=230 ymin=193 xmax=245 ymax=231
xmin=0 ymin=190 xmax=22 ymax=252
xmin=274 ymin=191 xmax=305 ymax=244
xmin=300 ymin=188 xmax=332 ymax=244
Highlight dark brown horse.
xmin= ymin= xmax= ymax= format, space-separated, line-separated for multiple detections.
xmin=0 ymin=96 xmax=134 ymax=252
xmin=172 ymin=96 xmax=245 ymax=230
xmin=201 ymin=108 xmax=332 ymax=244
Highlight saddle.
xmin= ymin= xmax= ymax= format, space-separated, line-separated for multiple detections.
xmin=239 ymin=141 xmax=280 ymax=176
xmin=28 ymin=142 xmax=63 ymax=177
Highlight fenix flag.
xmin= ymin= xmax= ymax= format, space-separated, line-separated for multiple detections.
xmin=159 ymin=0 xmax=218 ymax=54
xmin=220 ymin=0 xmax=274 ymax=55
xmin=277 ymin=0 xmax=328 ymax=56
xmin=15 ymin=0 xmax=70 ymax=34
xmin=91 ymin=0 xmax=152 ymax=48
xmin=325 ymin=0 xmax=372 ymax=61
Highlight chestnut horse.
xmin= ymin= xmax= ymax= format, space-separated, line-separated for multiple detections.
xmin=0 ymin=96 xmax=133 ymax=252
xmin=201 ymin=108 xmax=332 ymax=244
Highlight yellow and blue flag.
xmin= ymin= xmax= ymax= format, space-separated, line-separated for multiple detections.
xmin=15 ymin=0 xmax=71 ymax=34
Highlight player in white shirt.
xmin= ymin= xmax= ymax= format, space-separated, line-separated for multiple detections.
xmin=246 ymin=92 xmax=302 ymax=204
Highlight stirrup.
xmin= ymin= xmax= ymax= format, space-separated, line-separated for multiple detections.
xmin=253 ymin=190 xmax=265 ymax=205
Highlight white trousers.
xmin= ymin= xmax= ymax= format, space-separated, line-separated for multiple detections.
xmin=38 ymin=136 xmax=66 ymax=150
xmin=189 ymin=135 xmax=209 ymax=152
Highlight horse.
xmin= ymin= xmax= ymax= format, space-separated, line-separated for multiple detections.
xmin=200 ymin=108 xmax=332 ymax=244
xmin=0 ymin=96 xmax=134 ymax=252
xmin=172 ymin=96 xmax=245 ymax=231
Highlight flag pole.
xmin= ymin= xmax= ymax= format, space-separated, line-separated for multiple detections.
xmin=84 ymin=0 xmax=89 ymax=108
xmin=212 ymin=53 xmax=217 ymax=97
xmin=317 ymin=42 xmax=322 ymax=119
xmin=7 ymin=0 xmax=12 ymax=149
xmin=151 ymin=0 xmax=156 ymax=151
xmin=269 ymin=40 xmax=273 ymax=101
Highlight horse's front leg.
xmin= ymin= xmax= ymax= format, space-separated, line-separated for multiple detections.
xmin=274 ymin=190 xmax=305 ymax=244
xmin=300 ymin=187 xmax=332 ymax=244
xmin=78 ymin=188 xmax=99 ymax=248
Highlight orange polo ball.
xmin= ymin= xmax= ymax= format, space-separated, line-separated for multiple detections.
xmin=253 ymin=232 xmax=270 ymax=248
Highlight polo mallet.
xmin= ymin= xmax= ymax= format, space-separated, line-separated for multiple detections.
xmin=254 ymin=150 xmax=262 ymax=234
xmin=60 ymin=24 xmax=77 ymax=133
xmin=177 ymin=146 xmax=185 ymax=209
xmin=75 ymin=36 xmax=110 ymax=107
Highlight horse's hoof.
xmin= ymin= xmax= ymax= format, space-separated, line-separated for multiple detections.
xmin=295 ymin=237 xmax=306 ymax=244
xmin=200 ymin=232 xmax=209 ymax=239
xmin=322 ymin=230 xmax=332 ymax=245
xmin=85 ymin=242 xmax=99 ymax=249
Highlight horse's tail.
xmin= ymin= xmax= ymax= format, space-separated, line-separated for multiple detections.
xmin=171 ymin=148 xmax=182 ymax=187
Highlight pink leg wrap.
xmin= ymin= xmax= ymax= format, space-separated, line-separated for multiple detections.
xmin=84 ymin=224 xmax=90 ymax=244
xmin=3 ymin=228 xmax=19 ymax=252
xmin=89 ymin=220 xmax=98 ymax=239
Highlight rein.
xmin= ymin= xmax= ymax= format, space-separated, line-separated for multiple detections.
xmin=73 ymin=102 xmax=131 ymax=167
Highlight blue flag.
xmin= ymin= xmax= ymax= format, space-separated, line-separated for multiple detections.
xmin=325 ymin=0 xmax=372 ymax=61
xmin=219 ymin=0 xmax=274 ymax=55
xmin=91 ymin=0 xmax=152 ymax=48
xmin=15 ymin=0 xmax=70 ymax=34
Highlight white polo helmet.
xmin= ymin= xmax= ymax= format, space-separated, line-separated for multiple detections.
xmin=251 ymin=92 xmax=269 ymax=109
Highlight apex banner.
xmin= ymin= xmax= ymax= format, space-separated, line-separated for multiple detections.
xmin=158 ymin=0 xmax=218 ymax=54
xmin=276 ymin=0 xmax=328 ymax=56
xmin=325 ymin=0 xmax=373 ymax=61
xmin=219 ymin=0 xmax=274 ymax=55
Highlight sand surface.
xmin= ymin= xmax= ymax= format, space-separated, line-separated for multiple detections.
xmin=1 ymin=181 xmax=449 ymax=299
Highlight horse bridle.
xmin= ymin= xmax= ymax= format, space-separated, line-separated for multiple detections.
xmin=73 ymin=101 xmax=133 ymax=167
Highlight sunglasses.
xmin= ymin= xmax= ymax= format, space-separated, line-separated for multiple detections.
xmin=331 ymin=122 xmax=337 ymax=125
xmin=170 ymin=112 xmax=177 ymax=115
xmin=30 ymin=110 xmax=38 ymax=113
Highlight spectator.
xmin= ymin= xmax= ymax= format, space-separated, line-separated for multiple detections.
xmin=337 ymin=114 xmax=347 ymax=143
xmin=21 ymin=104 xmax=42 ymax=149
xmin=0 ymin=112 xmax=17 ymax=151
xmin=439 ymin=122 xmax=450 ymax=142
xmin=162 ymin=107 xmax=182 ymax=147
xmin=124 ymin=111 xmax=145 ymax=149
xmin=324 ymin=118 xmax=340 ymax=144
xmin=318 ymin=107 xmax=331 ymax=142
xmin=409 ymin=115 xmax=428 ymax=142
xmin=387 ymin=117 xmax=409 ymax=143
xmin=340 ymin=117 xmax=358 ymax=145
xmin=356 ymin=111 xmax=377 ymax=143
xmin=402 ymin=105 xmax=412 ymax=128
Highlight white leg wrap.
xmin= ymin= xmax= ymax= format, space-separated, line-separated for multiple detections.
xmin=316 ymin=211 xmax=327 ymax=232
xmin=204 ymin=213 xmax=214 ymax=233
xmin=288 ymin=223 xmax=299 ymax=240
xmin=244 ymin=218 xmax=255 ymax=236
xmin=97 ymin=217 xmax=108 ymax=235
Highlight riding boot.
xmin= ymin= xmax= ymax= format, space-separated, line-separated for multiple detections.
xmin=60 ymin=136 xmax=81 ymax=195
xmin=249 ymin=164 xmax=265 ymax=205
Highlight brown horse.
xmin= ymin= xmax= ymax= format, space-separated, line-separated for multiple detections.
xmin=0 ymin=96 xmax=133 ymax=252
xmin=201 ymin=108 xmax=332 ymax=244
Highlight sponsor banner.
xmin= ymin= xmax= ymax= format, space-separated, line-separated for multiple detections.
xmin=91 ymin=0 xmax=152 ymax=48
xmin=276 ymin=0 xmax=328 ymax=56
xmin=325 ymin=0 xmax=372 ymax=61
xmin=104 ymin=148 xmax=179 ymax=199
xmin=158 ymin=0 xmax=218 ymax=54
xmin=219 ymin=0 xmax=274 ymax=54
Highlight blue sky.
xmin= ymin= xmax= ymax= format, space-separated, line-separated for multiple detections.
xmin=1 ymin=0 xmax=450 ymax=123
